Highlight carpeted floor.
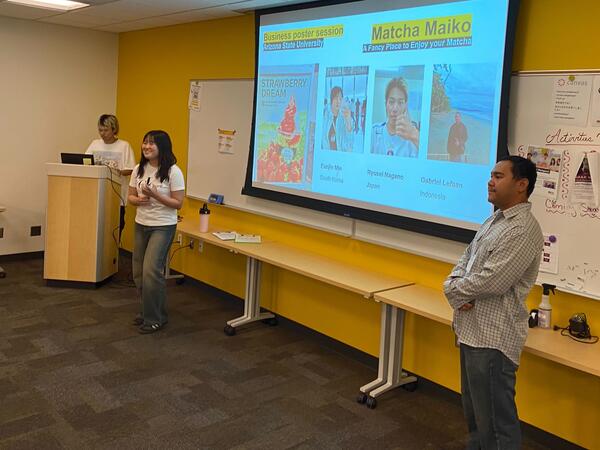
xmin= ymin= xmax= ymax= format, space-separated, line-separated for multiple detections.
xmin=0 ymin=257 xmax=572 ymax=449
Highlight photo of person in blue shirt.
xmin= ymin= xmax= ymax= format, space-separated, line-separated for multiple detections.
xmin=371 ymin=77 xmax=420 ymax=157
xmin=321 ymin=86 xmax=354 ymax=152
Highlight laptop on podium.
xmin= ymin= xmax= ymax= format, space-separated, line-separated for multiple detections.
xmin=60 ymin=153 xmax=94 ymax=165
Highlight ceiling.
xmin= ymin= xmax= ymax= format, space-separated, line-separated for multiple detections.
xmin=0 ymin=0 xmax=318 ymax=33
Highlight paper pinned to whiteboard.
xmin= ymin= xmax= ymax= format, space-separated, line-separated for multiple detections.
xmin=570 ymin=151 xmax=599 ymax=206
xmin=540 ymin=233 xmax=559 ymax=274
xmin=549 ymin=75 xmax=593 ymax=126
xmin=189 ymin=81 xmax=202 ymax=111
xmin=528 ymin=145 xmax=563 ymax=200
xmin=217 ymin=128 xmax=236 ymax=154
xmin=539 ymin=233 xmax=559 ymax=274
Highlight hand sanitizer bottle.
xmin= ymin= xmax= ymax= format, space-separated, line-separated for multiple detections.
xmin=538 ymin=284 xmax=555 ymax=329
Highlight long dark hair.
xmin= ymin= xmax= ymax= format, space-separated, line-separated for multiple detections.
xmin=137 ymin=130 xmax=176 ymax=182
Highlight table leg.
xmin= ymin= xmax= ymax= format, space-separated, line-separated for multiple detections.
xmin=224 ymin=257 xmax=274 ymax=335
xmin=359 ymin=302 xmax=392 ymax=395
xmin=165 ymin=262 xmax=184 ymax=282
xmin=358 ymin=303 xmax=417 ymax=408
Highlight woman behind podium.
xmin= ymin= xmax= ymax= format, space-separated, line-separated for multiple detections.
xmin=128 ymin=130 xmax=185 ymax=334
xmin=86 ymin=114 xmax=136 ymax=240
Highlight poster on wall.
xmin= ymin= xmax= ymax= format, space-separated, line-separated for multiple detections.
xmin=539 ymin=233 xmax=559 ymax=274
xmin=527 ymin=145 xmax=562 ymax=200
xmin=217 ymin=128 xmax=236 ymax=154
xmin=570 ymin=151 xmax=599 ymax=206
xmin=189 ymin=81 xmax=202 ymax=112
xmin=549 ymin=75 xmax=593 ymax=126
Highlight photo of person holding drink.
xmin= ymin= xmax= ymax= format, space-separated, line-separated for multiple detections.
xmin=321 ymin=85 xmax=354 ymax=152
xmin=321 ymin=66 xmax=369 ymax=153
xmin=371 ymin=74 xmax=422 ymax=157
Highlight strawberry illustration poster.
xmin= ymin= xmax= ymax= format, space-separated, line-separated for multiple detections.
xmin=254 ymin=64 xmax=319 ymax=188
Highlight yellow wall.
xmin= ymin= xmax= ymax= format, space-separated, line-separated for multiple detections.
xmin=117 ymin=2 xmax=600 ymax=448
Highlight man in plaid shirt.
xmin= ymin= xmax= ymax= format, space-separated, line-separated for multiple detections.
xmin=444 ymin=156 xmax=543 ymax=450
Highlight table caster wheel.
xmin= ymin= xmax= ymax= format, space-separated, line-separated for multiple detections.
xmin=402 ymin=380 xmax=418 ymax=392
xmin=224 ymin=325 xmax=236 ymax=336
xmin=263 ymin=317 xmax=278 ymax=326
xmin=366 ymin=396 xmax=377 ymax=409
xmin=176 ymin=277 xmax=185 ymax=285
xmin=357 ymin=392 xmax=368 ymax=404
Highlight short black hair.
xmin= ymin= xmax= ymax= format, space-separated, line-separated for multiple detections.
xmin=500 ymin=155 xmax=537 ymax=197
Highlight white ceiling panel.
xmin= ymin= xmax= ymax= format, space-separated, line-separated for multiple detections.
xmin=73 ymin=0 xmax=166 ymax=20
xmin=133 ymin=0 xmax=243 ymax=13
xmin=199 ymin=5 xmax=246 ymax=18
xmin=0 ymin=0 xmax=320 ymax=32
xmin=40 ymin=10 xmax=122 ymax=26
xmin=231 ymin=0 xmax=307 ymax=11
xmin=95 ymin=14 xmax=178 ymax=32
xmin=0 ymin=2 xmax=60 ymax=19
xmin=40 ymin=12 xmax=116 ymax=26
xmin=81 ymin=0 xmax=120 ymax=4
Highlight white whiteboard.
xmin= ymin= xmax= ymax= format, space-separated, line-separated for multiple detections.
xmin=186 ymin=79 xmax=352 ymax=235
xmin=508 ymin=71 xmax=600 ymax=299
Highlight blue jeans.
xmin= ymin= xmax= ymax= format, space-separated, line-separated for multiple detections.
xmin=460 ymin=344 xmax=521 ymax=450
xmin=132 ymin=223 xmax=176 ymax=326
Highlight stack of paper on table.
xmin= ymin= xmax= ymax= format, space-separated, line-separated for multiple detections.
xmin=234 ymin=234 xmax=261 ymax=244
xmin=212 ymin=231 xmax=236 ymax=241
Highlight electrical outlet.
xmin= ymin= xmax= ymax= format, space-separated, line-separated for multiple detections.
xmin=198 ymin=241 xmax=204 ymax=253
xmin=176 ymin=233 xmax=182 ymax=244
xmin=30 ymin=225 xmax=42 ymax=237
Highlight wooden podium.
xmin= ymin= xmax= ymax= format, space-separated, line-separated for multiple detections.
xmin=44 ymin=163 xmax=120 ymax=285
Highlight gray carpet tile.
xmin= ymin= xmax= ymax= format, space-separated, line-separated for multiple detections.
xmin=0 ymin=257 xmax=574 ymax=449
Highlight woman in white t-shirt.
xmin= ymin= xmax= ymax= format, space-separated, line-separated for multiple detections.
xmin=86 ymin=114 xmax=136 ymax=240
xmin=128 ymin=130 xmax=185 ymax=334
